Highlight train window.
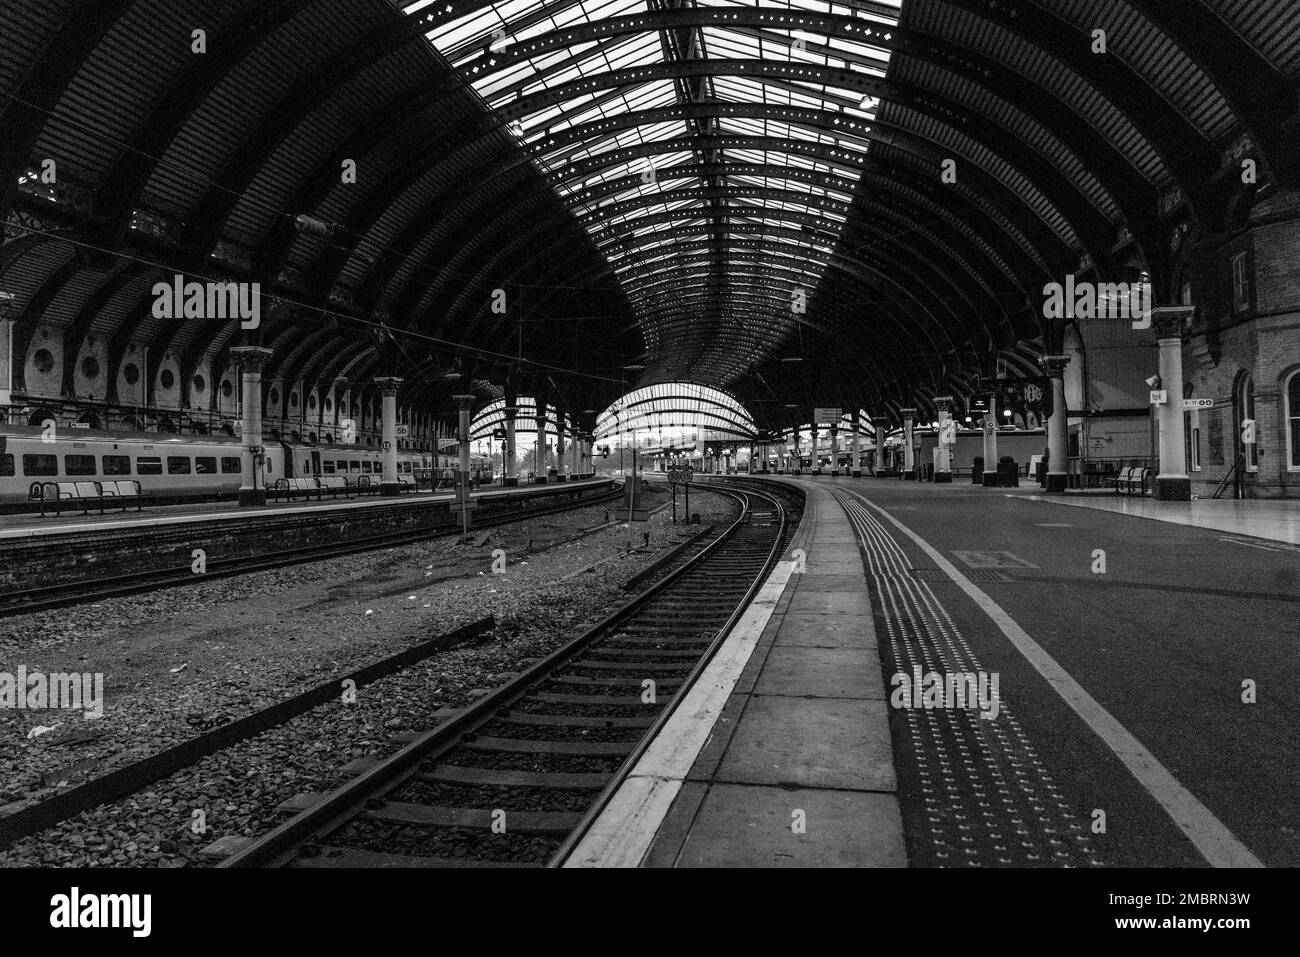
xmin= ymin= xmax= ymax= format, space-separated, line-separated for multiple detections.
xmin=136 ymin=456 xmax=162 ymax=475
xmin=348 ymin=461 xmax=360 ymax=473
xmin=195 ymin=457 xmax=217 ymax=475
xmin=220 ymin=457 xmax=241 ymax=474
xmin=64 ymin=454 xmax=97 ymax=476
xmin=0 ymin=454 xmax=13 ymax=477
xmin=322 ymin=461 xmax=335 ymax=474
xmin=22 ymin=454 xmax=58 ymax=476
xmin=103 ymin=455 xmax=131 ymax=475
xmin=361 ymin=461 xmax=373 ymax=473
xmin=167 ymin=457 xmax=192 ymax=475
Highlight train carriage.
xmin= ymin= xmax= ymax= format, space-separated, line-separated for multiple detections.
xmin=0 ymin=426 xmax=493 ymax=508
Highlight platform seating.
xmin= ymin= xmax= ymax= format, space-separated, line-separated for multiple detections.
xmin=1115 ymin=466 xmax=1152 ymax=496
xmin=37 ymin=480 xmax=144 ymax=516
xmin=317 ymin=476 xmax=351 ymax=498
xmin=269 ymin=477 xmax=323 ymax=502
xmin=100 ymin=480 xmax=143 ymax=511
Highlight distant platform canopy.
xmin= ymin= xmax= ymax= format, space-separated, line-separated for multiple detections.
xmin=597 ymin=383 xmax=757 ymax=438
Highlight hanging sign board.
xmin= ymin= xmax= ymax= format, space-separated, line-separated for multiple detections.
xmin=813 ymin=407 xmax=841 ymax=425
xmin=1182 ymin=398 xmax=1213 ymax=410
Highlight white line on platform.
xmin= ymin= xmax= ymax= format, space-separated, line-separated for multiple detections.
xmin=1219 ymin=537 xmax=1283 ymax=551
xmin=844 ymin=488 xmax=1264 ymax=870
xmin=561 ymin=559 xmax=795 ymax=868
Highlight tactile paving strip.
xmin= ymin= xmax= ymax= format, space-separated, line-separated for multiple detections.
xmin=832 ymin=488 xmax=1102 ymax=868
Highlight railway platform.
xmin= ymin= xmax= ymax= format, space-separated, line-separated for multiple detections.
xmin=568 ymin=471 xmax=1296 ymax=869
xmin=565 ymin=479 xmax=906 ymax=867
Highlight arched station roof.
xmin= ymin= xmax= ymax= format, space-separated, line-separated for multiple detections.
xmin=3 ymin=0 xmax=1298 ymax=429
xmin=597 ymin=382 xmax=757 ymax=438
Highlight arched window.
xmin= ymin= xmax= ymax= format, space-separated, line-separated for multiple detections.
xmin=1286 ymin=370 xmax=1300 ymax=471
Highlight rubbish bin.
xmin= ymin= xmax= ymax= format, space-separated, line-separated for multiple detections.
xmin=972 ymin=456 xmax=984 ymax=484
xmin=998 ymin=456 xmax=1019 ymax=487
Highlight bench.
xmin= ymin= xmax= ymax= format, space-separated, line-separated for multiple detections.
xmin=317 ymin=475 xmax=351 ymax=499
xmin=269 ymin=477 xmax=323 ymax=502
xmin=398 ymin=474 xmax=416 ymax=492
xmin=354 ymin=475 xmax=381 ymax=495
xmin=38 ymin=481 xmax=102 ymax=516
xmin=1115 ymin=466 xmax=1151 ymax=496
xmin=100 ymin=479 xmax=143 ymax=512
xmin=37 ymin=480 xmax=142 ymax=516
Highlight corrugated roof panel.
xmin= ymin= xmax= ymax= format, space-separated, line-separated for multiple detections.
xmin=227 ymin=47 xmax=443 ymax=247
xmin=89 ymin=269 xmax=163 ymax=337
xmin=905 ymin=0 xmax=1169 ymax=187
xmin=0 ymin=0 xmax=77 ymax=101
xmin=144 ymin=1 xmax=385 ymax=218
xmin=35 ymin=0 xmax=247 ymax=185
xmin=893 ymin=54 xmax=1121 ymax=222
xmin=40 ymin=269 xmax=112 ymax=329
xmin=1210 ymin=0 xmax=1300 ymax=76
xmin=1048 ymin=0 xmax=1234 ymax=140
xmin=882 ymin=101 xmax=1079 ymax=249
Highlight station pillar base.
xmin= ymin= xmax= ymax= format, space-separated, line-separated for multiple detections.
xmin=903 ymin=469 xmax=916 ymax=481
xmin=1044 ymin=472 xmax=1067 ymax=493
xmin=381 ymin=482 xmax=400 ymax=497
xmin=503 ymin=477 xmax=519 ymax=487
xmin=934 ymin=471 xmax=953 ymax=484
xmin=238 ymin=488 xmax=267 ymax=507
xmin=1154 ymin=475 xmax=1192 ymax=501
xmin=534 ymin=476 xmax=548 ymax=485
xmin=852 ymin=469 xmax=862 ymax=478
xmin=831 ymin=469 xmax=840 ymax=476
xmin=812 ymin=468 xmax=823 ymax=475
xmin=982 ymin=472 xmax=999 ymax=487
xmin=556 ymin=475 xmax=568 ymax=482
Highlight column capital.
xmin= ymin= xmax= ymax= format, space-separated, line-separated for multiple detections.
xmin=873 ymin=415 xmax=889 ymax=428
xmin=899 ymin=407 xmax=917 ymax=421
xmin=229 ymin=345 xmax=273 ymax=372
xmin=502 ymin=404 xmax=518 ymax=418
xmin=450 ymin=392 xmax=474 ymax=410
xmin=375 ymin=376 xmax=404 ymax=396
xmin=932 ymin=396 xmax=953 ymax=413
xmin=1151 ymin=305 xmax=1194 ymax=341
xmin=1038 ymin=354 xmax=1071 ymax=378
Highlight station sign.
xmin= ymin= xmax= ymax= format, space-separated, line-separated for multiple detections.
xmin=1149 ymin=390 xmax=1167 ymax=405
xmin=667 ymin=466 xmax=694 ymax=484
xmin=395 ymin=425 xmax=409 ymax=438
xmin=813 ymin=407 xmax=841 ymax=424
xmin=492 ymin=428 xmax=507 ymax=439
xmin=1182 ymin=398 xmax=1213 ymax=410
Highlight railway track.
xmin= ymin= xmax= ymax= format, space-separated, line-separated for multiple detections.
xmin=218 ymin=482 xmax=799 ymax=868
xmin=0 ymin=485 xmax=624 ymax=618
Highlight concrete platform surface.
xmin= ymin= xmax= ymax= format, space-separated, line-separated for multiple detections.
xmin=564 ymin=481 xmax=906 ymax=868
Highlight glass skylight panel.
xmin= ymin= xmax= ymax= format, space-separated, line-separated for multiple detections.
xmin=412 ymin=0 xmax=901 ymax=373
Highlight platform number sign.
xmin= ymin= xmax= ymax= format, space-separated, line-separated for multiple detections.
xmin=1241 ymin=418 xmax=1256 ymax=445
